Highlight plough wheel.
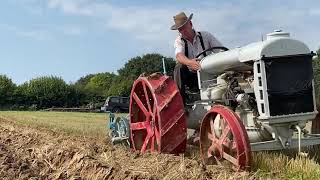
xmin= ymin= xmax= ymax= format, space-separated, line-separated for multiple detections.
xmin=200 ymin=105 xmax=251 ymax=170
xmin=129 ymin=73 xmax=187 ymax=154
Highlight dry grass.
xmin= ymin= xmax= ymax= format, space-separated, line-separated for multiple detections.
xmin=1 ymin=111 xmax=320 ymax=179
xmin=252 ymin=151 xmax=320 ymax=179
xmin=0 ymin=111 xmax=113 ymax=139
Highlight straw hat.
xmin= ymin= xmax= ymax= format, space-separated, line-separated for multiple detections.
xmin=170 ymin=12 xmax=193 ymax=30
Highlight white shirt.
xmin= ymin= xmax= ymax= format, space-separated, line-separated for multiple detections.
xmin=174 ymin=31 xmax=223 ymax=59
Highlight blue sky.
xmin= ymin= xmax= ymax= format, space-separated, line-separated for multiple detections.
xmin=1 ymin=0 xmax=319 ymax=84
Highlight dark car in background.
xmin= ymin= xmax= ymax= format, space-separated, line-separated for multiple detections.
xmin=101 ymin=96 xmax=129 ymax=113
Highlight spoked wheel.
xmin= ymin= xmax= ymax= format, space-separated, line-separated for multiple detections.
xmin=129 ymin=73 xmax=187 ymax=154
xmin=200 ymin=105 xmax=251 ymax=171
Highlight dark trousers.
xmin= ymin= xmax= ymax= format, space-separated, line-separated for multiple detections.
xmin=174 ymin=63 xmax=199 ymax=104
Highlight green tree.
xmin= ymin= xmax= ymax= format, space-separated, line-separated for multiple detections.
xmin=74 ymin=72 xmax=116 ymax=105
xmin=107 ymin=76 xmax=133 ymax=96
xmin=65 ymin=84 xmax=82 ymax=107
xmin=74 ymin=74 xmax=95 ymax=88
xmin=13 ymin=83 xmax=29 ymax=109
xmin=108 ymin=53 xmax=176 ymax=96
xmin=22 ymin=76 xmax=71 ymax=109
xmin=2 ymin=53 xmax=177 ymax=109
xmin=118 ymin=53 xmax=176 ymax=78
xmin=86 ymin=72 xmax=116 ymax=96
xmin=0 ymin=75 xmax=16 ymax=107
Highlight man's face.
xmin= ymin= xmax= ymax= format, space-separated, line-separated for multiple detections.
xmin=178 ymin=21 xmax=193 ymax=39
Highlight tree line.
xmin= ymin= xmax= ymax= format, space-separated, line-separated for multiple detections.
xmin=1 ymin=49 xmax=320 ymax=110
xmin=0 ymin=53 xmax=176 ymax=110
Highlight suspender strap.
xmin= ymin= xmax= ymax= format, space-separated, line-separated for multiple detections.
xmin=181 ymin=32 xmax=206 ymax=58
xmin=198 ymin=32 xmax=206 ymax=57
xmin=181 ymin=38 xmax=188 ymax=57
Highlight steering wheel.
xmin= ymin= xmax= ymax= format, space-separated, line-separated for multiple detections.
xmin=195 ymin=46 xmax=229 ymax=58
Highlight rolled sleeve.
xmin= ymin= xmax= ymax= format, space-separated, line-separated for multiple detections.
xmin=174 ymin=37 xmax=185 ymax=56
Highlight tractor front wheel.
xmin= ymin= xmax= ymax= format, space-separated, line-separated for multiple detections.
xmin=200 ymin=105 xmax=251 ymax=171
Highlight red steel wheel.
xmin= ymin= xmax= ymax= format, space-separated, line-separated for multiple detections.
xmin=129 ymin=73 xmax=187 ymax=154
xmin=200 ymin=105 xmax=251 ymax=171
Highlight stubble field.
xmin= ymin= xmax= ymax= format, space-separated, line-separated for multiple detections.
xmin=0 ymin=111 xmax=320 ymax=179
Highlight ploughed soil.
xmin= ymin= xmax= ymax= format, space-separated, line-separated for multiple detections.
xmin=0 ymin=117 xmax=255 ymax=180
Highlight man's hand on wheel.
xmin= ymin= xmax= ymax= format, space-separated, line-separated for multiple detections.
xmin=187 ymin=59 xmax=201 ymax=71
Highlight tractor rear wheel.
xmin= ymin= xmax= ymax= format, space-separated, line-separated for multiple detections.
xmin=200 ymin=105 xmax=251 ymax=171
xmin=129 ymin=73 xmax=187 ymax=154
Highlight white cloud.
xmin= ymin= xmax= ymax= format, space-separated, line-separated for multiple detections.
xmin=0 ymin=23 xmax=86 ymax=41
xmin=48 ymin=0 xmax=93 ymax=16
xmin=12 ymin=0 xmax=320 ymax=51
xmin=56 ymin=26 xmax=85 ymax=36
xmin=310 ymin=8 xmax=320 ymax=16
xmin=105 ymin=8 xmax=175 ymax=40
xmin=43 ymin=1 xmax=175 ymax=41
xmin=0 ymin=24 xmax=52 ymax=40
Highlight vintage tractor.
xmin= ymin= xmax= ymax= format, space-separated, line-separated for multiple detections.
xmin=115 ymin=30 xmax=320 ymax=170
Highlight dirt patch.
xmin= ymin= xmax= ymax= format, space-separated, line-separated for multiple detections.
xmin=0 ymin=117 xmax=255 ymax=179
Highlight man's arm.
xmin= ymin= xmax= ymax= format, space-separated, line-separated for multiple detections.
xmin=174 ymin=37 xmax=200 ymax=71
xmin=176 ymin=53 xmax=200 ymax=71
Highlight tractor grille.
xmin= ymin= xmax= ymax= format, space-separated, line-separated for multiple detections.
xmin=264 ymin=54 xmax=314 ymax=116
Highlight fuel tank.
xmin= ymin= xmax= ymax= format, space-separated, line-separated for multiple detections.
xmin=200 ymin=31 xmax=310 ymax=75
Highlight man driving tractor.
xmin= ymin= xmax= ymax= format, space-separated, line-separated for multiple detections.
xmin=171 ymin=11 xmax=224 ymax=104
